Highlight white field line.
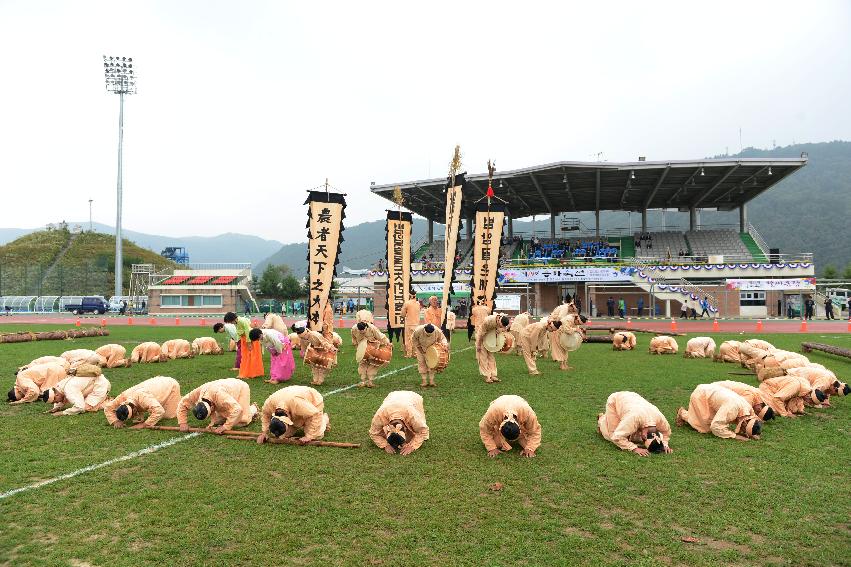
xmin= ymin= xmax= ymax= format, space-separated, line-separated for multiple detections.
xmin=0 ymin=344 xmax=475 ymax=501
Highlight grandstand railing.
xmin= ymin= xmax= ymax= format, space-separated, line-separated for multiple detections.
xmin=184 ymin=263 xmax=252 ymax=271
xmin=502 ymin=252 xmax=812 ymax=268
xmin=746 ymin=223 xmax=770 ymax=255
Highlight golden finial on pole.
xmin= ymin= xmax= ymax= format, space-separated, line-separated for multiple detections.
xmin=449 ymin=145 xmax=462 ymax=187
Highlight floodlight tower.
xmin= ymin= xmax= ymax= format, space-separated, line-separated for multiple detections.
xmin=103 ymin=55 xmax=136 ymax=296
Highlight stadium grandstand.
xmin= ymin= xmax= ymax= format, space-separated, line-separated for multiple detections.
xmin=370 ymin=156 xmax=815 ymax=319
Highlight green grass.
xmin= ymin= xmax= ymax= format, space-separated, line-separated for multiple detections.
xmin=1 ymin=324 xmax=849 ymax=567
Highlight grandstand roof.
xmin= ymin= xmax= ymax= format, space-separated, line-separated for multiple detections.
xmin=370 ymin=157 xmax=807 ymax=222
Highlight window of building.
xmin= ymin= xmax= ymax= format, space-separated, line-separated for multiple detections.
xmin=161 ymin=294 xmax=223 ymax=308
xmin=740 ymin=291 xmax=766 ymax=306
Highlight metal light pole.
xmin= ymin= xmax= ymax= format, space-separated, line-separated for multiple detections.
xmin=88 ymin=199 xmax=93 ymax=232
xmin=103 ymin=55 xmax=136 ymax=296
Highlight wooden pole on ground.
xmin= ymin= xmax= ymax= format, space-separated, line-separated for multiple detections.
xmin=586 ymin=325 xmax=685 ymax=336
xmin=801 ymin=342 xmax=851 ymax=360
xmin=225 ymin=435 xmax=360 ymax=449
xmin=147 ymin=425 xmax=255 ymax=436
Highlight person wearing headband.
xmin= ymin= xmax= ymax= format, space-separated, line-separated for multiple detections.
xmin=612 ymin=331 xmax=637 ymax=351
xmin=519 ymin=317 xmax=561 ymax=375
xmin=95 ymin=344 xmax=131 ymax=368
xmin=369 ymin=390 xmax=430 ymax=455
xmin=786 ymin=365 xmax=849 ymax=407
xmin=475 ymin=313 xmax=511 ymax=384
xmin=714 ymin=340 xmax=742 ymax=363
xmin=550 ymin=312 xmax=585 ymax=372
xmin=412 ymin=323 xmax=448 ymax=388
xmin=648 ymin=335 xmax=678 ymax=355
xmin=294 ymin=326 xmax=338 ymax=386
xmin=177 ymin=378 xmax=257 ymax=434
xmin=351 ymin=320 xmax=392 ymax=388
xmin=39 ymin=365 xmax=111 ymax=416
xmin=60 ymin=348 xmax=106 ymax=368
xmin=758 ymin=374 xmax=826 ymax=417
xmin=402 ymin=293 xmax=422 ymax=358
xmin=103 ymin=376 xmax=181 ymax=429
xmin=160 ymin=339 xmax=194 ymax=361
xmin=508 ymin=312 xmax=532 ymax=357
xmin=355 ymin=308 xmax=375 ymax=324
xmin=684 ymin=336 xmax=717 ymax=359
xmin=597 ymin=391 xmax=672 ymax=456
xmin=130 ymin=342 xmax=165 ymax=364
xmin=676 ymin=384 xmax=763 ymax=440
xmin=479 ymin=395 xmax=542 ymax=458
xmin=8 ymin=361 xmax=67 ymax=404
xmin=191 ymin=336 xmax=224 ymax=356
xmin=256 ymin=385 xmax=329 ymax=445
xmin=468 ymin=300 xmax=490 ymax=342
xmin=710 ymin=381 xmax=776 ymax=421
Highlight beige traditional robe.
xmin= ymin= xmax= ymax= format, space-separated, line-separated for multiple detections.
xmin=368 ymin=390 xmax=429 ymax=452
xmin=13 ymin=362 xmax=67 ymax=402
xmin=612 ymin=331 xmax=637 ymax=351
xmin=445 ymin=310 xmax=456 ymax=332
xmin=649 ymin=335 xmax=678 ymax=355
xmin=192 ymin=336 xmax=223 ymax=356
xmin=61 ymin=349 xmax=106 ymax=368
xmin=469 ymin=304 xmax=490 ymax=334
xmin=402 ymin=298 xmax=422 ymax=358
xmin=787 ymin=365 xmax=844 ymax=404
xmin=509 ymin=312 xmax=532 ymax=356
xmin=51 ymin=374 xmax=111 ymax=415
xmin=301 ymin=329 xmax=337 ymax=385
xmin=103 ymin=376 xmax=181 ymax=426
xmin=715 ymin=340 xmax=742 ymax=363
xmin=424 ymin=302 xmax=442 ymax=327
xmin=480 ymin=395 xmax=542 ymax=453
xmin=160 ymin=339 xmax=193 ymax=361
xmin=550 ymin=314 xmax=583 ymax=368
xmin=260 ymin=385 xmax=328 ymax=441
xmin=597 ymin=391 xmax=670 ymax=451
xmin=95 ymin=344 xmax=130 ymax=368
xmin=677 ymin=384 xmax=754 ymax=439
xmin=475 ymin=314 xmax=507 ymax=382
xmin=684 ymin=337 xmax=717 ymax=359
xmin=131 ymin=342 xmax=163 ymax=363
xmin=711 ymin=380 xmax=773 ymax=413
xmin=177 ymin=378 xmax=256 ymax=429
xmin=519 ymin=319 xmax=552 ymax=374
xmin=351 ymin=321 xmax=391 ymax=385
xmin=744 ymin=339 xmax=775 ymax=352
xmin=412 ymin=324 xmax=447 ymax=385
xmin=322 ymin=302 xmax=335 ymax=335
xmin=19 ymin=356 xmax=69 ymax=374
xmin=759 ymin=375 xmax=814 ymax=417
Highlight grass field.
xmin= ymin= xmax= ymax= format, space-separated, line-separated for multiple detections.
xmin=1 ymin=324 xmax=849 ymax=567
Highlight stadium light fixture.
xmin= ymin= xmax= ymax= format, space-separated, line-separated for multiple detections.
xmin=700 ymin=167 xmax=705 ymax=176
xmin=630 ymin=170 xmax=635 ymax=180
xmin=768 ymin=167 xmax=773 ymax=175
xmin=102 ymin=55 xmax=137 ymax=297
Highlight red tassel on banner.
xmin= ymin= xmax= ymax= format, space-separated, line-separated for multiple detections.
xmin=486 ymin=184 xmax=495 ymax=198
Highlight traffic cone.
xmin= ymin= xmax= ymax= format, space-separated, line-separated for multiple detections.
xmin=150 ymin=318 xmax=156 ymax=325
xmin=200 ymin=318 xmax=206 ymax=327
xmin=128 ymin=317 xmax=133 ymax=325
xmin=101 ymin=318 xmax=107 ymax=327
xmin=75 ymin=318 xmax=81 ymax=327
xmin=175 ymin=317 xmax=180 ymax=326
xmin=712 ymin=318 xmax=720 ymax=332
xmin=848 ymin=318 xmax=851 ymax=332
xmin=800 ymin=319 xmax=808 ymax=332
xmin=626 ymin=316 xmax=632 ymax=329
xmin=756 ymin=320 xmax=763 ymax=332
xmin=670 ymin=318 xmax=677 ymax=332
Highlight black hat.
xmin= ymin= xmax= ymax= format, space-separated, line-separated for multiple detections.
xmin=7 ymin=388 xmax=17 ymax=402
xmin=812 ymin=389 xmax=826 ymax=403
xmin=500 ymin=315 xmax=509 ymax=328
xmin=115 ymin=404 xmax=131 ymax=422
xmin=357 ymin=322 xmax=367 ymax=331
xmin=500 ymin=421 xmax=520 ymax=441
xmin=841 ymin=383 xmax=850 ymax=396
xmin=425 ymin=324 xmax=435 ymax=334
xmin=193 ymin=401 xmax=210 ymax=420
xmin=269 ymin=418 xmax=287 ymax=437
xmin=759 ymin=406 xmax=775 ymax=421
xmin=387 ymin=432 xmax=405 ymax=449
xmin=551 ymin=320 xmax=562 ymax=329
xmin=294 ymin=326 xmax=306 ymax=334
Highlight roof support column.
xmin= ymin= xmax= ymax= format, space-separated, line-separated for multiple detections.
xmin=739 ymin=203 xmax=747 ymax=233
xmin=689 ymin=207 xmax=697 ymax=231
xmin=466 ymin=217 xmax=473 ymax=241
xmin=641 ymin=208 xmax=647 ymax=233
xmin=428 ymin=219 xmax=434 ymax=244
xmin=595 ymin=169 xmax=601 ymax=239
xmin=550 ymin=213 xmax=556 ymax=240
xmin=507 ymin=215 xmax=514 ymax=239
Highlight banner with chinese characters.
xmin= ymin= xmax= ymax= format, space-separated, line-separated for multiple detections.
xmin=470 ymin=202 xmax=505 ymax=310
xmin=725 ymin=278 xmax=816 ymax=291
xmin=385 ymin=211 xmax=412 ymax=331
xmin=440 ymin=174 xmax=464 ymax=326
xmin=305 ymin=191 xmax=346 ymax=331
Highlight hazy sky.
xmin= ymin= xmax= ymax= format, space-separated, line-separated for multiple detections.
xmin=1 ymin=0 xmax=849 ymax=244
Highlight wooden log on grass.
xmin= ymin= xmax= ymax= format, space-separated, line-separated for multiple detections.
xmin=586 ymin=325 xmax=685 ymax=337
xmin=583 ymin=335 xmax=613 ymax=343
xmin=225 ymin=435 xmax=360 ymax=449
xmin=801 ymin=342 xmax=851 ymax=360
xmin=0 ymin=327 xmax=110 ymax=343
xmin=147 ymin=425 xmax=255 ymax=436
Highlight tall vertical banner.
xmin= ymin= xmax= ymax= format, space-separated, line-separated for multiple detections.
xmin=385 ymin=211 xmax=413 ymax=332
xmin=440 ymin=174 xmax=465 ymax=326
xmin=471 ymin=201 xmax=505 ymax=310
xmin=305 ymin=191 xmax=346 ymax=331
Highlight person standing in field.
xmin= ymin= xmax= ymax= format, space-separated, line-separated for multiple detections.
xmin=402 ymin=293 xmax=421 ymax=358
xmin=223 ymin=312 xmax=264 ymax=379
xmin=250 ymin=327 xmax=295 ymax=384
xmin=424 ymin=295 xmax=442 ymax=327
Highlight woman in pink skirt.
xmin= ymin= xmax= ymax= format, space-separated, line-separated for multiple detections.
xmin=250 ymin=328 xmax=295 ymax=383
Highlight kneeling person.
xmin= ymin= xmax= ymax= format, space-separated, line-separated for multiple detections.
xmin=39 ymin=364 xmax=111 ymax=416
xmin=104 ymin=376 xmax=182 ymax=428
xmin=9 ymin=361 xmax=67 ymax=404
xmin=480 ymin=394 xmax=542 ymax=458
xmin=369 ymin=390 xmax=430 ymax=455
xmin=257 ymin=385 xmax=329 ymax=445
xmin=177 ymin=378 xmax=257 ymax=434
xmin=597 ymin=391 xmax=672 ymax=456
xmin=676 ymin=384 xmax=762 ymax=440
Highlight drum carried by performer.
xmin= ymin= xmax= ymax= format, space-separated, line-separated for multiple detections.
xmin=476 ymin=313 xmax=511 ymax=383
xmin=550 ymin=306 xmax=586 ymax=372
xmin=352 ymin=320 xmax=393 ymax=388
xmin=412 ymin=323 xmax=449 ymax=388
xmin=295 ymin=326 xmax=338 ymax=386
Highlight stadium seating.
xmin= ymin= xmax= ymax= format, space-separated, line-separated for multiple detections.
xmin=633 ymin=231 xmax=688 ymax=260
xmin=685 ymin=230 xmax=753 ymax=260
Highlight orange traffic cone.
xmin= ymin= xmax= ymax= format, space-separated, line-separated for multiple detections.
xmin=200 ymin=318 xmax=206 ymax=327
xmin=848 ymin=319 xmax=851 ymax=332
xmin=149 ymin=318 xmax=156 ymax=325
xmin=756 ymin=320 xmax=763 ymax=332
xmin=670 ymin=318 xmax=678 ymax=332
xmin=128 ymin=317 xmax=133 ymax=325
xmin=175 ymin=317 xmax=180 ymax=326
xmin=101 ymin=318 xmax=107 ymax=327
xmin=75 ymin=318 xmax=81 ymax=327
xmin=712 ymin=319 xmax=720 ymax=332
xmin=626 ymin=317 xmax=632 ymax=328
xmin=800 ymin=319 xmax=808 ymax=332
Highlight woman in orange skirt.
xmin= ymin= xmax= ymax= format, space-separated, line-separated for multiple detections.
xmin=224 ymin=312 xmax=264 ymax=379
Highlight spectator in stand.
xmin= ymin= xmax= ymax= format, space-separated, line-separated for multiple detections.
xmin=699 ymin=297 xmax=710 ymax=318
xmin=635 ymin=237 xmax=640 ymax=249
xmin=824 ymin=297 xmax=835 ymax=320
xmin=680 ymin=300 xmax=689 ymax=319
xmin=637 ymin=297 xmax=644 ymax=317
xmin=607 ymin=296 xmax=615 ymax=317
xmin=618 ymin=298 xmax=626 ymax=319
xmin=678 ymin=248 xmax=685 ymax=257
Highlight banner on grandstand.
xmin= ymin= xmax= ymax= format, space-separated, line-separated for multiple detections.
xmin=414 ymin=282 xmax=470 ymax=294
xmin=725 ymin=278 xmax=816 ymax=291
xmin=470 ymin=201 xmax=505 ymax=310
xmin=385 ymin=211 xmax=413 ymax=331
xmin=498 ymin=267 xmax=633 ymax=283
xmin=305 ymin=191 xmax=346 ymax=331
xmin=440 ymin=175 xmax=464 ymax=326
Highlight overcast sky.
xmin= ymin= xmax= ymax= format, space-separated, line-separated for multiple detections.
xmin=1 ymin=0 xmax=849 ymax=244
